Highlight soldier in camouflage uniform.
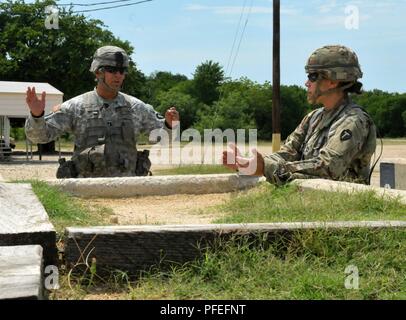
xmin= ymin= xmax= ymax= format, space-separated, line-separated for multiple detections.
xmin=25 ymin=46 xmax=179 ymax=178
xmin=223 ymin=45 xmax=377 ymax=185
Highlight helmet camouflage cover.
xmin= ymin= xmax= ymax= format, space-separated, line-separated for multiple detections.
xmin=89 ymin=46 xmax=129 ymax=72
xmin=305 ymin=45 xmax=363 ymax=82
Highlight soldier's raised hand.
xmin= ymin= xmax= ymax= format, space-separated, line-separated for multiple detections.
xmin=165 ymin=107 xmax=180 ymax=128
xmin=222 ymin=142 xmax=265 ymax=176
xmin=222 ymin=142 xmax=242 ymax=171
xmin=26 ymin=87 xmax=46 ymax=117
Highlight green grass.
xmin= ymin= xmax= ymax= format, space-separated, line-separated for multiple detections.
xmin=213 ymin=183 xmax=406 ymax=224
xmin=123 ymin=185 xmax=406 ymax=300
xmin=21 ymin=174 xmax=406 ymax=300
xmin=54 ymin=183 xmax=406 ymax=300
xmin=126 ymin=229 xmax=406 ymax=300
xmin=26 ymin=180 xmax=112 ymax=234
xmin=154 ymin=165 xmax=235 ymax=175
xmin=56 ymin=228 xmax=406 ymax=300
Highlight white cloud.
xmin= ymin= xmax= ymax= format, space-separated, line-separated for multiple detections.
xmin=184 ymin=4 xmax=299 ymax=16
xmin=185 ymin=4 xmax=207 ymax=11
xmin=185 ymin=4 xmax=269 ymax=14
xmin=315 ymin=0 xmax=402 ymax=17
xmin=316 ymin=13 xmax=371 ymax=27
xmin=319 ymin=0 xmax=337 ymax=14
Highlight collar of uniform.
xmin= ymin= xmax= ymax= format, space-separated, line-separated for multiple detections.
xmin=319 ymin=97 xmax=350 ymax=129
xmin=93 ymin=88 xmax=125 ymax=109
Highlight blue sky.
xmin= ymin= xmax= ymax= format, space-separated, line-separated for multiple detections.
xmin=58 ymin=0 xmax=406 ymax=93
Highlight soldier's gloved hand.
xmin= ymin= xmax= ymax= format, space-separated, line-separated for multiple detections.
xmin=165 ymin=107 xmax=180 ymax=129
xmin=275 ymin=163 xmax=292 ymax=182
xmin=26 ymin=87 xmax=46 ymax=117
xmin=222 ymin=143 xmax=265 ymax=176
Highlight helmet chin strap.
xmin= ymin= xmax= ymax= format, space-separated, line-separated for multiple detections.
xmin=97 ymin=70 xmax=122 ymax=94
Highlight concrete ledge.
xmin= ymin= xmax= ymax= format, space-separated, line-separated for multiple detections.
xmin=0 ymin=245 xmax=44 ymax=300
xmin=380 ymin=158 xmax=406 ymax=190
xmin=65 ymin=221 xmax=406 ymax=276
xmin=292 ymin=179 xmax=406 ymax=205
xmin=47 ymin=174 xmax=261 ymax=198
xmin=0 ymin=183 xmax=57 ymax=266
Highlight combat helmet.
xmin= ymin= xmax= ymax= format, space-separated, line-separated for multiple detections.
xmin=89 ymin=46 xmax=129 ymax=72
xmin=305 ymin=45 xmax=363 ymax=82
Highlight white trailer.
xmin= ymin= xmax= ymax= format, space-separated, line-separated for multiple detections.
xmin=0 ymin=81 xmax=63 ymax=159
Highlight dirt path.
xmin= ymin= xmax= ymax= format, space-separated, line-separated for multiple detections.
xmin=80 ymin=193 xmax=231 ymax=225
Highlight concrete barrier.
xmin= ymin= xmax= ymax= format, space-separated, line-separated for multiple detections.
xmin=65 ymin=221 xmax=406 ymax=276
xmin=0 ymin=245 xmax=44 ymax=300
xmin=47 ymin=174 xmax=261 ymax=198
xmin=292 ymin=179 xmax=406 ymax=205
xmin=380 ymin=158 xmax=406 ymax=190
xmin=0 ymin=183 xmax=56 ymax=266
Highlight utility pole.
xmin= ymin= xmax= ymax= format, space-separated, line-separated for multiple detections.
xmin=272 ymin=0 xmax=281 ymax=152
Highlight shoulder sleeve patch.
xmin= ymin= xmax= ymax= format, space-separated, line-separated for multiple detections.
xmin=340 ymin=129 xmax=353 ymax=141
xmin=155 ymin=112 xmax=164 ymax=120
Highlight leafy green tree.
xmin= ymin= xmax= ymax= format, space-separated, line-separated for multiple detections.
xmin=354 ymin=90 xmax=406 ymax=137
xmin=214 ymin=79 xmax=309 ymax=140
xmin=196 ymin=79 xmax=257 ymax=136
xmin=0 ymin=0 xmax=145 ymax=100
xmin=155 ymin=87 xmax=199 ymax=130
xmin=193 ymin=60 xmax=225 ymax=106
xmin=194 ymin=85 xmax=255 ymax=134
xmin=219 ymin=78 xmax=272 ymax=139
xmin=143 ymin=71 xmax=188 ymax=105
xmin=122 ymin=67 xmax=147 ymax=101
xmin=402 ymin=110 xmax=406 ymax=131
xmin=280 ymin=85 xmax=310 ymax=139
xmin=216 ymin=91 xmax=255 ymax=131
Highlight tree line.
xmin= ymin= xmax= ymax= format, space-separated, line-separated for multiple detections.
xmin=1 ymin=0 xmax=405 ymax=139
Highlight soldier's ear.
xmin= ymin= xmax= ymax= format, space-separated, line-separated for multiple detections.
xmin=329 ymin=80 xmax=340 ymax=89
xmin=95 ymin=70 xmax=104 ymax=81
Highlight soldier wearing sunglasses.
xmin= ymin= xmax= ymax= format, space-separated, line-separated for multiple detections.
xmin=25 ymin=46 xmax=179 ymax=178
xmin=223 ymin=45 xmax=377 ymax=185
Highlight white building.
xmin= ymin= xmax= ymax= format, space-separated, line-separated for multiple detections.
xmin=0 ymin=81 xmax=63 ymax=157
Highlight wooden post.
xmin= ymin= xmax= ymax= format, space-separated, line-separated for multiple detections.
xmin=272 ymin=0 xmax=281 ymax=153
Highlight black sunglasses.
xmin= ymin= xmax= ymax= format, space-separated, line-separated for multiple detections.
xmin=102 ymin=66 xmax=128 ymax=75
xmin=307 ymin=72 xmax=323 ymax=83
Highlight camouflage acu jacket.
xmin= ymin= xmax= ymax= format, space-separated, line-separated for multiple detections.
xmin=25 ymin=89 xmax=167 ymax=177
xmin=264 ymin=98 xmax=377 ymax=185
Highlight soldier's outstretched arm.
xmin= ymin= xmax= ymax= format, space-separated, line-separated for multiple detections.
xmin=137 ymin=103 xmax=165 ymax=133
xmin=26 ymin=87 xmax=46 ymax=117
xmin=25 ymin=98 xmax=75 ymax=145
xmin=222 ymin=143 xmax=265 ymax=176
xmin=261 ymin=111 xmax=315 ymax=184
xmin=274 ymin=110 xmax=316 ymax=163
xmin=164 ymin=107 xmax=180 ymax=129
